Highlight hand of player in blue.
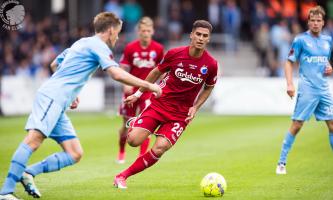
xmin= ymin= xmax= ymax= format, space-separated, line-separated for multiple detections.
xmin=70 ymin=97 xmax=80 ymax=109
xmin=123 ymin=85 xmax=133 ymax=95
xmin=286 ymin=84 xmax=295 ymax=99
xmin=124 ymin=95 xmax=139 ymax=108
xmin=185 ymin=106 xmax=198 ymax=123
xmin=148 ymin=84 xmax=162 ymax=98
xmin=324 ymin=65 xmax=333 ymax=76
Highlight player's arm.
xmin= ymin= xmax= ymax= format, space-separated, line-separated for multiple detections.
xmin=185 ymin=85 xmax=214 ymax=123
xmin=50 ymin=48 xmax=79 ymax=109
xmin=120 ymin=64 xmax=134 ymax=95
xmin=50 ymin=60 xmax=58 ymax=73
xmin=285 ymin=36 xmax=301 ymax=99
xmin=124 ymin=67 xmax=163 ymax=105
xmin=285 ymin=60 xmax=295 ymax=99
xmin=106 ymin=66 xmax=161 ymax=97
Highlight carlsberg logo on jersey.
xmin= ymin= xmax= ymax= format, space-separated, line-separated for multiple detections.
xmin=304 ymin=56 xmax=328 ymax=63
xmin=175 ymin=68 xmax=203 ymax=84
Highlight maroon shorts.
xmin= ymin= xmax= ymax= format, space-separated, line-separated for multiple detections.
xmin=119 ymin=93 xmax=151 ymax=118
xmin=132 ymin=106 xmax=188 ymax=145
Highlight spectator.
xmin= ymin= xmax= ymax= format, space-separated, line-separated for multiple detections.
xmin=221 ymin=0 xmax=241 ymax=53
xmin=123 ymin=0 xmax=143 ymax=33
xmin=181 ymin=0 xmax=195 ymax=33
xmin=270 ymin=18 xmax=291 ymax=77
xmin=208 ymin=0 xmax=222 ymax=33
xmin=104 ymin=0 xmax=124 ymax=19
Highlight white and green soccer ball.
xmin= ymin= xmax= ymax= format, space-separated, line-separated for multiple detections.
xmin=200 ymin=172 xmax=227 ymax=197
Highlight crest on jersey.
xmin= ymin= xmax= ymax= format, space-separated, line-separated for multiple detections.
xmin=109 ymin=54 xmax=114 ymax=60
xmin=288 ymin=48 xmax=294 ymax=56
xmin=138 ymin=119 xmax=143 ymax=124
xmin=149 ymin=51 xmax=157 ymax=58
xmin=200 ymin=65 xmax=208 ymax=74
xmin=177 ymin=62 xmax=183 ymax=67
xmin=133 ymin=52 xmax=139 ymax=57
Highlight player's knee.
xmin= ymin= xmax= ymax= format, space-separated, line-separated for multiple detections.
xmin=23 ymin=130 xmax=45 ymax=151
xmin=70 ymin=149 xmax=84 ymax=163
xmin=127 ymin=136 xmax=140 ymax=147
xmin=152 ymin=144 xmax=169 ymax=157
xmin=290 ymin=121 xmax=303 ymax=134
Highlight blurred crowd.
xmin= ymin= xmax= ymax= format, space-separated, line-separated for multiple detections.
xmin=1 ymin=0 xmax=332 ymax=78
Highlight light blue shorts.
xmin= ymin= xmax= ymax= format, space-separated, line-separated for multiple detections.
xmin=292 ymin=92 xmax=333 ymax=121
xmin=25 ymin=92 xmax=77 ymax=143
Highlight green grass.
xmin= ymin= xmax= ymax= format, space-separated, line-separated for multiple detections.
xmin=0 ymin=113 xmax=332 ymax=200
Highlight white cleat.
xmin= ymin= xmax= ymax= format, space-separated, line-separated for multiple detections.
xmin=20 ymin=172 xmax=41 ymax=198
xmin=276 ymin=163 xmax=287 ymax=175
xmin=0 ymin=193 xmax=23 ymax=200
xmin=114 ymin=175 xmax=127 ymax=189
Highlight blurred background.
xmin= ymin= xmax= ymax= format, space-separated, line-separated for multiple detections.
xmin=1 ymin=0 xmax=333 ymax=116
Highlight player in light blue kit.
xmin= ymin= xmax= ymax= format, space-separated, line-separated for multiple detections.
xmin=0 ymin=12 xmax=161 ymax=200
xmin=276 ymin=6 xmax=333 ymax=175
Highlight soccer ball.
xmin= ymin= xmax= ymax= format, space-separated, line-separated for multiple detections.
xmin=200 ymin=172 xmax=227 ymax=197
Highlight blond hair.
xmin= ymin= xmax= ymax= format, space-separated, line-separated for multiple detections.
xmin=308 ymin=5 xmax=326 ymax=20
xmin=93 ymin=12 xmax=122 ymax=33
xmin=138 ymin=16 xmax=154 ymax=29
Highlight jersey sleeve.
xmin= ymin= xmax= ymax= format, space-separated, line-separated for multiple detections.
xmin=157 ymin=50 xmax=173 ymax=73
xmin=91 ymin=44 xmax=119 ymax=70
xmin=55 ymin=48 xmax=69 ymax=65
xmin=205 ymin=61 xmax=219 ymax=86
xmin=288 ymin=36 xmax=302 ymax=63
xmin=119 ymin=45 xmax=131 ymax=67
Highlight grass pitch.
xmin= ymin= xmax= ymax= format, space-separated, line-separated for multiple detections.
xmin=0 ymin=113 xmax=332 ymax=200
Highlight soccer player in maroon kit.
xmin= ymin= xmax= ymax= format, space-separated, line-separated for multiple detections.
xmin=114 ymin=20 xmax=218 ymax=189
xmin=117 ymin=17 xmax=164 ymax=163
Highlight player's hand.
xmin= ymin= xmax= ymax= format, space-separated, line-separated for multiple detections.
xmin=324 ymin=65 xmax=333 ymax=76
xmin=286 ymin=84 xmax=295 ymax=99
xmin=123 ymin=85 xmax=133 ymax=95
xmin=124 ymin=95 xmax=139 ymax=107
xmin=148 ymin=83 xmax=162 ymax=98
xmin=70 ymin=97 xmax=80 ymax=109
xmin=185 ymin=106 xmax=198 ymax=123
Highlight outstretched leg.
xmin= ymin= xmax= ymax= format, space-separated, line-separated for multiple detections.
xmin=22 ymin=138 xmax=83 ymax=198
xmin=0 ymin=130 xmax=44 ymax=197
xmin=114 ymin=136 xmax=171 ymax=189
xmin=276 ymin=120 xmax=303 ymax=174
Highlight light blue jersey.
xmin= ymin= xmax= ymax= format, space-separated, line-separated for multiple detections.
xmin=54 ymin=48 xmax=69 ymax=70
xmin=288 ymin=31 xmax=332 ymax=94
xmin=288 ymin=31 xmax=333 ymax=121
xmin=25 ymin=35 xmax=118 ymax=138
xmin=39 ymin=35 xmax=118 ymax=108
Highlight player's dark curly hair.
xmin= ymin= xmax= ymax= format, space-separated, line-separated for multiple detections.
xmin=308 ymin=5 xmax=326 ymax=20
xmin=192 ymin=20 xmax=213 ymax=33
xmin=93 ymin=12 xmax=122 ymax=33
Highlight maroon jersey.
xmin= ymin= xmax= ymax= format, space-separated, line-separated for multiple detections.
xmin=150 ymin=46 xmax=218 ymax=121
xmin=119 ymin=40 xmax=164 ymax=81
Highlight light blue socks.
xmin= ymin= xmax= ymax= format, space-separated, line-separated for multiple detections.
xmin=0 ymin=143 xmax=33 ymax=195
xmin=278 ymin=132 xmax=295 ymax=165
xmin=25 ymin=152 xmax=75 ymax=177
